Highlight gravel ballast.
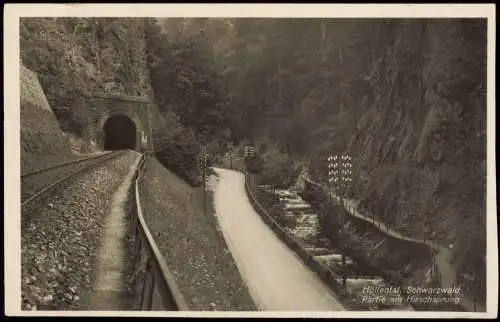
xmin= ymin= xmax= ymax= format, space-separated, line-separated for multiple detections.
xmin=139 ymin=157 xmax=256 ymax=311
xmin=21 ymin=152 xmax=115 ymax=204
xmin=21 ymin=150 xmax=140 ymax=310
xmin=21 ymin=151 xmax=106 ymax=177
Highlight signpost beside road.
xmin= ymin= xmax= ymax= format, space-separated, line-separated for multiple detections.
xmin=244 ymin=145 xmax=260 ymax=173
xmin=328 ymin=153 xmax=352 ymax=293
xmin=244 ymin=145 xmax=256 ymax=158
xmin=228 ymin=142 xmax=233 ymax=170
xmin=200 ymin=145 xmax=208 ymax=217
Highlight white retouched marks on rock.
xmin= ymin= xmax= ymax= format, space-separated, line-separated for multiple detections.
xmin=305 ymin=247 xmax=335 ymax=256
xmin=88 ymin=152 xmax=141 ymax=310
xmin=315 ymin=254 xmax=355 ymax=266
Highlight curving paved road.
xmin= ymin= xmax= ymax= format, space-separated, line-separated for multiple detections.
xmin=211 ymin=168 xmax=345 ymax=311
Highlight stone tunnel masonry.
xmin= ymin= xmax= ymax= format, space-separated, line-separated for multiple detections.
xmin=89 ymin=93 xmax=154 ymax=152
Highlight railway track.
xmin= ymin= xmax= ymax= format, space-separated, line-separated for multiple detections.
xmin=21 ymin=151 xmax=188 ymax=310
xmin=21 ymin=150 xmax=126 ymax=209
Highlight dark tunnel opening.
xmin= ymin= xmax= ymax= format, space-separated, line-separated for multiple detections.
xmin=103 ymin=114 xmax=137 ymax=151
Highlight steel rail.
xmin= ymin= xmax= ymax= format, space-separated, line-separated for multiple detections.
xmin=21 ymin=151 xmax=126 ymax=208
xmin=132 ymin=153 xmax=189 ymax=311
xmin=21 ymin=151 xmax=113 ymax=179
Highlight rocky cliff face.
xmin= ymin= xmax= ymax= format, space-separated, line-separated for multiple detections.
xmin=20 ymin=18 xmax=153 ymax=139
xmin=346 ymin=20 xmax=486 ymax=280
xmin=20 ymin=64 xmax=73 ymax=173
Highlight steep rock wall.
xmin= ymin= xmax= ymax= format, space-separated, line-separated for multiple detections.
xmin=20 ymin=64 xmax=73 ymax=173
xmin=20 ymin=18 xmax=153 ymax=141
xmin=347 ymin=20 xmax=486 ymax=284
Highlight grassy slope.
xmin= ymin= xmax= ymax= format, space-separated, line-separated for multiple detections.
xmin=139 ymin=157 xmax=256 ymax=311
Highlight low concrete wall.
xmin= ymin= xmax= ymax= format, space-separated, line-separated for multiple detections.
xmin=301 ymin=179 xmax=469 ymax=312
xmin=243 ymin=172 xmax=351 ymax=309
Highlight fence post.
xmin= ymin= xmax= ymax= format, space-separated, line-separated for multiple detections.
xmin=139 ymin=260 xmax=148 ymax=309
xmin=133 ymin=224 xmax=140 ymax=265
xmin=147 ymin=270 xmax=156 ymax=310
xmin=135 ymin=226 xmax=142 ymax=261
xmin=140 ymin=258 xmax=155 ymax=310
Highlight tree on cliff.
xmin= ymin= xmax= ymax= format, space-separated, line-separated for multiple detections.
xmin=144 ymin=18 xmax=234 ymax=185
xmin=177 ymin=18 xmax=486 ymax=294
xmin=20 ymin=17 xmax=153 ymax=136
xmin=145 ymin=18 xmax=230 ymax=144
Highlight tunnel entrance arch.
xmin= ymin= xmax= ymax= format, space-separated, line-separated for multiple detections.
xmin=97 ymin=109 xmax=145 ymax=151
xmin=103 ymin=114 xmax=137 ymax=150
xmin=88 ymin=93 xmax=154 ymax=152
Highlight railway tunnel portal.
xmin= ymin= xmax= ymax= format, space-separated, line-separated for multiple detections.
xmin=102 ymin=114 xmax=137 ymax=150
xmin=88 ymin=92 xmax=154 ymax=152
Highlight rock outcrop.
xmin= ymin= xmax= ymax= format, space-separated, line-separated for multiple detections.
xmin=20 ymin=18 xmax=153 ymax=140
xmin=20 ymin=64 xmax=73 ymax=173
xmin=345 ymin=20 xmax=486 ymax=294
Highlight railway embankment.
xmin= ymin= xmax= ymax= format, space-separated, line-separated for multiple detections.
xmin=138 ymin=157 xmax=256 ymax=311
xmin=21 ymin=151 xmax=139 ymax=310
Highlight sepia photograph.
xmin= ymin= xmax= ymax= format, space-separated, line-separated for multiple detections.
xmin=4 ymin=3 xmax=497 ymax=318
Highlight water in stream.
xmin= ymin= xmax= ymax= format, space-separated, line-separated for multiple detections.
xmin=260 ymin=186 xmax=414 ymax=311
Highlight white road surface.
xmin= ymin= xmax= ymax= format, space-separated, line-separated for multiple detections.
xmin=211 ymin=168 xmax=345 ymax=311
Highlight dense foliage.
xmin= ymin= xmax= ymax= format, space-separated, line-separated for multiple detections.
xmin=21 ymin=17 xmax=486 ymax=298
xmin=151 ymin=112 xmax=202 ymax=186
xmin=144 ymin=19 xmax=233 ymax=184
xmin=156 ymin=18 xmax=486 ymax=298
xmin=20 ymin=18 xmax=151 ymax=136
